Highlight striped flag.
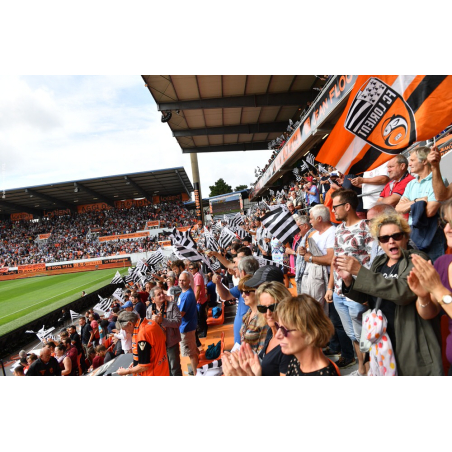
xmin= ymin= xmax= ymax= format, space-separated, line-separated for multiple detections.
xmin=205 ymin=232 xmax=220 ymax=252
xmin=218 ymin=227 xmax=236 ymax=249
xmin=260 ymin=207 xmax=299 ymax=246
xmin=231 ymin=213 xmax=244 ymax=227
xmin=173 ymin=244 xmax=204 ymax=262
xmin=111 ymin=271 xmax=123 ymax=285
xmin=146 ymin=248 xmax=164 ymax=266
xmin=136 ymin=259 xmax=148 ymax=274
xmin=236 ymin=227 xmax=247 ymax=240
xmin=257 ymin=256 xmax=284 ymax=270
xmin=316 ymin=75 xmax=452 ymax=175
xmin=70 ymin=310 xmax=82 ymax=323
xmin=112 ymin=288 xmax=125 ymax=304
xmin=94 ymin=295 xmax=113 ymax=314
xmin=299 ymin=160 xmax=309 ymax=172
xmin=258 ymin=200 xmax=269 ymax=210
xmin=210 ymin=258 xmax=221 ymax=272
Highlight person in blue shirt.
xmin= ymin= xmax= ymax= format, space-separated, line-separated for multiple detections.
xmin=206 ymin=273 xmax=218 ymax=307
xmin=177 ymin=272 xmax=199 ymax=373
xmin=305 ymin=181 xmax=320 ymax=206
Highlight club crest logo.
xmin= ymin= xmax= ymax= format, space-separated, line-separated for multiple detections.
xmin=344 ymin=77 xmax=416 ymax=154
xmin=138 ymin=341 xmax=146 ymax=351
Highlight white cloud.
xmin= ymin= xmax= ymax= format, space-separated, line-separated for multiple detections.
xmin=0 ymin=75 xmax=270 ymax=199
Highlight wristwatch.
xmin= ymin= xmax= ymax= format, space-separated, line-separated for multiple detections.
xmin=308 ymin=255 xmax=313 ymax=263
xmin=441 ymin=294 xmax=452 ymax=305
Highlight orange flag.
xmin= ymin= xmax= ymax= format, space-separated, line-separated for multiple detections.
xmin=316 ymin=75 xmax=452 ymax=174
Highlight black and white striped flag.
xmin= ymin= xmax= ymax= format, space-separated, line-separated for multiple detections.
xmin=111 ymin=271 xmax=123 ymax=285
xmin=205 ymin=233 xmax=219 ymax=252
xmin=70 ymin=310 xmax=82 ymax=323
xmin=231 ymin=213 xmax=244 ymax=228
xmin=257 ymin=256 xmax=284 ymax=270
xmin=125 ymin=273 xmax=134 ymax=285
xmin=173 ymin=244 xmax=204 ymax=262
xmin=260 ymin=207 xmax=299 ymax=246
xmin=136 ymin=259 xmax=148 ymax=274
xmin=299 ymin=161 xmax=309 ymax=172
xmin=269 ymin=189 xmax=275 ymax=196
xmin=210 ymin=258 xmax=221 ymax=272
xmin=94 ymin=296 xmax=113 ymax=314
xmin=258 ymin=200 xmax=269 ymax=211
xmin=112 ymin=288 xmax=125 ymax=304
xmin=236 ymin=227 xmax=247 ymax=240
xmin=146 ymin=248 xmax=164 ymax=266
xmin=218 ymin=227 xmax=236 ymax=249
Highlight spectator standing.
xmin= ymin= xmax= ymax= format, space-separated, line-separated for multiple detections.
xmin=326 ymin=189 xmax=374 ymax=375
xmin=190 ymin=261 xmax=208 ymax=338
xmin=351 ymin=162 xmax=389 ymax=210
xmin=131 ymin=292 xmax=146 ymax=319
xmin=395 ymin=146 xmax=446 ymax=262
xmin=26 ymin=347 xmax=61 ymax=376
xmin=148 ymin=286 xmax=182 ymax=376
xmin=177 ymin=272 xmax=199 ymax=374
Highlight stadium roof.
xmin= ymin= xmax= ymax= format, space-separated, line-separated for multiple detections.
xmin=0 ymin=167 xmax=194 ymax=218
xmin=142 ymin=75 xmax=327 ymax=154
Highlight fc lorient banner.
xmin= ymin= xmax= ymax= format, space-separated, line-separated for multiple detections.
xmin=316 ymin=75 xmax=452 ymax=175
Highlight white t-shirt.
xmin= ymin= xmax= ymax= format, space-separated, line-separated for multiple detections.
xmin=362 ymin=162 xmax=389 ymax=209
xmin=311 ymin=226 xmax=336 ymax=272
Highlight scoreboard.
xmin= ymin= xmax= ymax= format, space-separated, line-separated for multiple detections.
xmin=210 ymin=193 xmax=243 ymax=215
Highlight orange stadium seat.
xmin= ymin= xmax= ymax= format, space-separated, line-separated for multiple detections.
xmin=207 ymin=301 xmax=225 ymax=326
xmin=197 ymin=332 xmax=225 ymax=368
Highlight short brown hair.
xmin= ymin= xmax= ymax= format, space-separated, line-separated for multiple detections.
xmin=331 ymin=188 xmax=358 ymax=211
xmin=276 ymin=295 xmax=334 ymax=348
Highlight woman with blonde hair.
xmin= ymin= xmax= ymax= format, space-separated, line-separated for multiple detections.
xmin=335 ymin=212 xmax=443 ymax=375
xmin=276 ymin=295 xmax=337 ymax=376
xmin=223 ymin=281 xmax=293 ymax=376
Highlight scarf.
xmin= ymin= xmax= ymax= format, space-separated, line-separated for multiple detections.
xmin=365 ymin=310 xmax=397 ymax=376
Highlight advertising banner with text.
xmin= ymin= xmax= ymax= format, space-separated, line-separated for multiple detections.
xmin=251 ymin=75 xmax=358 ymax=198
xmin=11 ymin=212 xmax=33 ymax=221
xmin=98 ymin=231 xmax=150 ymax=242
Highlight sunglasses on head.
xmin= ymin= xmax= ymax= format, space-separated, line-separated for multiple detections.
xmin=240 ymin=289 xmax=255 ymax=296
xmin=378 ymin=232 xmax=405 ymax=243
xmin=257 ymin=303 xmax=277 ymax=314
xmin=275 ymin=322 xmax=296 ymax=337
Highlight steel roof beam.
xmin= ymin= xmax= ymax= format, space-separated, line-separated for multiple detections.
xmin=25 ymin=188 xmax=76 ymax=212
xmin=175 ymin=169 xmax=192 ymax=195
xmin=124 ymin=176 xmax=153 ymax=201
xmin=0 ymin=199 xmax=42 ymax=217
xmin=158 ymin=92 xmax=314 ymax=111
xmin=182 ymin=142 xmax=268 ymax=153
xmin=75 ymin=182 xmax=116 ymax=207
xmin=173 ymin=122 xmax=288 ymax=137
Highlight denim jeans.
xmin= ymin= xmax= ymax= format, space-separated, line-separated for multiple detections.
xmin=328 ymin=299 xmax=354 ymax=360
xmin=333 ymin=292 xmax=367 ymax=343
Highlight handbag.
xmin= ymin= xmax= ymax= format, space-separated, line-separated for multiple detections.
xmin=359 ymin=297 xmax=382 ymax=353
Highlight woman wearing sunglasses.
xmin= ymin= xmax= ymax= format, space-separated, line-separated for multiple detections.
xmin=238 ymin=275 xmax=269 ymax=354
xmin=335 ymin=212 xmax=443 ymax=376
xmin=408 ymin=198 xmax=452 ymax=375
xmin=223 ymin=281 xmax=293 ymax=376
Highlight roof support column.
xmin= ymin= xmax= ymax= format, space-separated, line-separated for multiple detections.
xmin=190 ymin=153 xmax=204 ymax=225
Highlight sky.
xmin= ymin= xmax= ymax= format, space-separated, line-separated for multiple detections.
xmin=0 ymin=75 xmax=273 ymax=200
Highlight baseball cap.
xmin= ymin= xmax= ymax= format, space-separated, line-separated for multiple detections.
xmin=120 ymin=301 xmax=133 ymax=309
xmin=246 ymin=266 xmax=284 ymax=287
xmin=167 ymin=286 xmax=182 ymax=298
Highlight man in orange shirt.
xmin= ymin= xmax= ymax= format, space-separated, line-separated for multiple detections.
xmin=116 ymin=311 xmax=169 ymax=376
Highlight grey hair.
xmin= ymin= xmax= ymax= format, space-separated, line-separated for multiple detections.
xmin=238 ymin=256 xmax=259 ymax=275
xmin=310 ymin=204 xmax=330 ymax=223
xmin=395 ymin=154 xmax=409 ymax=166
xmin=150 ymin=286 xmax=162 ymax=299
xmin=368 ymin=203 xmax=396 ymax=217
xmin=116 ymin=310 xmax=139 ymax=329
xmin=410 ymin=145 xmax=431 ymax=163
xmin=296 ymin=215 xmax=310 ymax=225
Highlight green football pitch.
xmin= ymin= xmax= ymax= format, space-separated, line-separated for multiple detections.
xmin=0 ymin=268 xmax=129 ymax=337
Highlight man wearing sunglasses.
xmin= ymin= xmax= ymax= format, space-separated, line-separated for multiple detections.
xmin=325 ymin=189 xmax=374 ymax=375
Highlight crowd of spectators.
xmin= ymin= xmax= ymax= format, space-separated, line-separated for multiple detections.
xmin=10 ymin=138 xmax=452 ymax=377
xmin=0 ymin=201 xmax=196 ymax=267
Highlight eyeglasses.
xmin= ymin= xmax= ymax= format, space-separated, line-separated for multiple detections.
xmin=240 ymin=289 xmax=255 ymax=296
xmin=332 ymin=202 xmax=348 ymax=210
xmin=257 ymin=303 xmax=277 ymax=314
xmin=275 ymin=322 xmax=296 ymax=337
xmin=378 ymin=232 xmax=405 ymax=243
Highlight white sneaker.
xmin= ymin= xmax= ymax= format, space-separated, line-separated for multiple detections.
xmin=348 ymin=370 xmax=365 ymax=376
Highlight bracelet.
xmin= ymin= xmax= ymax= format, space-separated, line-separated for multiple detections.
xmin=327 ymin=288 xmax=333 ymax=292
xmin=418 ymin=298 xmax=431 ymax=308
